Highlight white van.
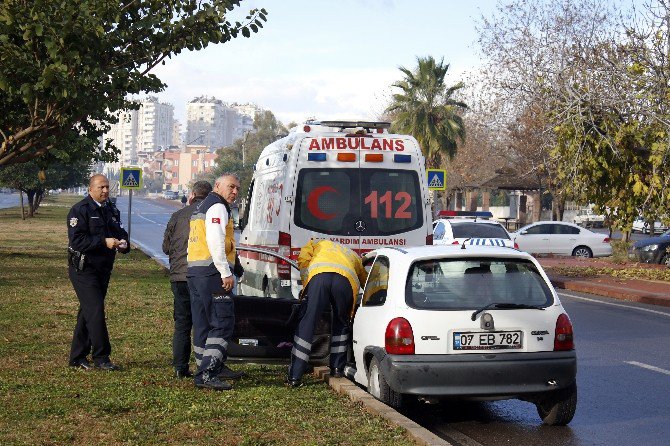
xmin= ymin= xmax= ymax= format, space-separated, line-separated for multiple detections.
xmin=237 ymin=120 xmax=432 ymax=298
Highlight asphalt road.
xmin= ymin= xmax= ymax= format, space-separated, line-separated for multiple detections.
xmin=117 ymin=196 xmax=670 ymax=445
xmin=0 ymin=192 xmax=19 ymax=209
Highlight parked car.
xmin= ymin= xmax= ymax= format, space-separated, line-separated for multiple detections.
xmin=631 ymin=217 xmax=669 ymax=235
xmin=572 ymin=209 xmax=605 ymax=228
xmin=511 ymin=221 xmax=612 ymax=258
xmin=433 ymin=211 xmax=516 ymax=248
xmin=629 ymin=229 xmax=670 ymax=266
xmin=348 ymin=244 xmax=577 ymax=425
xmin=163 ymin=190 xmax=180 ymax=200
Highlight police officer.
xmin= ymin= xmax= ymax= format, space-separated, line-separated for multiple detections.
xmin=162 ymin=180 xmax=212 ymax=379
xmin=67 ymin=174 xmax=130 ymax=371
xmin=287 ymin=240 xmax=368 ymax=387
xmin=187 ymin=174 xmax=244 ymax=390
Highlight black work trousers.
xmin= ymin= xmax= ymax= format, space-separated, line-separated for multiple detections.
xmin=171 ymin=281 xmax=193 ymax=372
xmin=289 ymin=272 xmax=352 ymax=381
xmin=68 ymin=266 xmax=112 ymax=365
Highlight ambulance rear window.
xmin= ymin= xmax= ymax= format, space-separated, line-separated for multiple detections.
xmin=294 ymin=168 xmax=423 ymax=236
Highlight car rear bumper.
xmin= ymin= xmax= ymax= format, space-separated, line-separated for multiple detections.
xmin=380 ymin=351 xmax=577 ymax=397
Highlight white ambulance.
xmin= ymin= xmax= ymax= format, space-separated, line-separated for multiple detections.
xmin=237 ymin=120 xmax=433 ymax=298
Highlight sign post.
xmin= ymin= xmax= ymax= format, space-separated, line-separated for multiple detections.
xmin=427 ymin=169 xmax=447 ymax=215
xmin=119 ymin=167 xmax=143 ymax=242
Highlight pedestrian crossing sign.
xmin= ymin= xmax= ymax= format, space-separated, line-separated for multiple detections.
xmin=120 ymin=167 xmax=143 ymax=190
xmin=427 ymin=169 xmax=446 ymax=191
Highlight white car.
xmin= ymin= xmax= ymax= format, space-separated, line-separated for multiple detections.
xmin=348 ymin=244 xmax=577 ymax=426
xmin=632 ymin=217 xmax=669 ymax=235
xmin=511 ymin=221 xmax=612 ymax=258
xmin=433 ymin=215 xmax=516 ymax=248
xmin=572 ymin=209 xmax=605 ymax=228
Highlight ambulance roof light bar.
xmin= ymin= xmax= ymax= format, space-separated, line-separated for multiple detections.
xmin=317 ymin=121 xmax=391 ymax=131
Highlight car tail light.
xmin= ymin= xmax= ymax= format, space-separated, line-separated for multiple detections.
xmin=554 ymin=313 xmax=574 ymax=351
xmin=603 ymin=237 xmax=611 ymax=243
xmin=385 ymin=317 xmax=415 ymax=355
xmin=278 ymin=231 xmax=291 ymax=280
xmin=451 ymin=240 xmax=460 ymax=245
xmin=426 ymin=234 xmax=433 ymax=245
xmin=303 ymin=125 xmax=311 ymax=132
xmin=514 ymin=242 xmax=519 ymax=249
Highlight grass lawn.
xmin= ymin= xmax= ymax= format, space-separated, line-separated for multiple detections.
xmin=0 ymin=195 xmax=409 ymax=446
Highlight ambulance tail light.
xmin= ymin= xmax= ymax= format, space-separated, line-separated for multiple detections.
xmin=277 ymin=231 xmax=292 ymax=280
xmin=554 ymin=313 xmax=574 ymax=351
xmin=385 ymin=318 xmax=415 ymax=355
xmin=426 ymin=234 xmax=433 ymax=245
xmin=303 ymin=125 xmax=311 ymax=132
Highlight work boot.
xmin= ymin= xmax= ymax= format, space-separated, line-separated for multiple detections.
xmin=195 ymin=375 xmax=232 ymax=391
xmin=218 ymin=364 xmax=245 ymax=380
xmin=175 ymin=369 xmax=193 ymax=379
xmin=329 ymin=368 xmax=344 ymax=378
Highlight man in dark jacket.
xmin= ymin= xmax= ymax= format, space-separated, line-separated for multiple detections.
xmin=67 ymin=174 xmax=130 ymax=371
xmin=162 ymin=180 xmax=212 ymax=378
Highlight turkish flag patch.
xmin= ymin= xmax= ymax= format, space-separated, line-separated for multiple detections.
xmin=211 ymin=218 xmax=221 ymax=224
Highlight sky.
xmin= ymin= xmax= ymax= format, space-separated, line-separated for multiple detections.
xmin=150 ymin=0 xmax=499 ymax=126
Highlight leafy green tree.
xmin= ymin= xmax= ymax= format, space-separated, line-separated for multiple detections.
xmin=0 ymin=0 xmax=267 ymax=166
xmin=386 ymin=56 xmax=467 ymax=168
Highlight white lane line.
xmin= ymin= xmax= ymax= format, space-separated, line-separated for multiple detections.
xmin=135 ymin=213 xmax=165 ymax=226
xmin=625 ymin=361 xmax=670 ymax=376
xmin=558 ymin=291 xmax=670 ymax=318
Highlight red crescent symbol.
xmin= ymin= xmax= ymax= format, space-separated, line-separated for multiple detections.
xmin=307 ymin=186 xmax=338 ymax=220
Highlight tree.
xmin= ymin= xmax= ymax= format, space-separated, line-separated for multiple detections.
xmin=0 ymin=0 xmax=267 ymax=166
xmin=0 ymin=156 xmax=90 ymax=218
xmin=385 ymin=56 xmax=467 ymax=168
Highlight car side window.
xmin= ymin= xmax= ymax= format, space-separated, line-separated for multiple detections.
xmin=434 ymin=222 xmax=446 ymax=240
xmin=555 ymin=224 xmax=580 ymax=235
xmin=524 ymin=225 xmax=545 ymax=235
xmin=362 ymin=256 xmax=389 ymax=307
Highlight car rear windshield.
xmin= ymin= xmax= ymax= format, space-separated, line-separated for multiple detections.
xmin=450 ymin=222 xmax=510 ymax=239
xmin=405 ymin=258 xmax=553 ymax=310
xmin=294 ymin=168 xmax=423 ymax=236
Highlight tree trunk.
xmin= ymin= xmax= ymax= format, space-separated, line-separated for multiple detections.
xmin=26 ymin=189 xmax=35 ymax=217
xmin=19 ymin=190 xmax=25 ymax=220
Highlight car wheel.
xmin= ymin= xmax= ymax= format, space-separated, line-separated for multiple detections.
xmin=535 ymin=382 xmax=577 ymax=426
xmin=367 ymin=357 xmax=402 ymax=409
xmin=572 ymin=246 xmax=592 ymax=258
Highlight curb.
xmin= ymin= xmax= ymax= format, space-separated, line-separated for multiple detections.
xmin=313 ymin=367 xmax=452 ymax=446
xmin=549 ymin=275 xmax=670 ymax=307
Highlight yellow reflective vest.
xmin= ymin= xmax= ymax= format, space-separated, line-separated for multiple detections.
xmin=298 ymin=240 xmax=368 ymax=317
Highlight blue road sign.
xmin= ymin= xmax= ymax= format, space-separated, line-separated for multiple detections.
xmin=120 ymin=167 xmax=142 ymax=190
xmin=427 ymin=169 xmax=446 ymax=191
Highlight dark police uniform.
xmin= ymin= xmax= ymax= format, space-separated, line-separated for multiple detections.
xmin=67 ymin=195 xmax=129 ymax=367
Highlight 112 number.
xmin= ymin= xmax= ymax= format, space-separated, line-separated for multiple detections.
xmin=364 ymin=191 xmax=412 ymax=219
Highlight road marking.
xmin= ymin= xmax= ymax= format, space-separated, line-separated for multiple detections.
xmin=625 ymin=361 xmax=670 ymax=376
xmin=558 ymin=291 xmax=670 ymax=318
xmin=136 ymin=213 xmax=165 ymax=226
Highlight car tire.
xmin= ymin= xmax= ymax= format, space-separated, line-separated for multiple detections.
xmin=367 ymin=357 xmax=402 ymax=409
xmin=535 ymin=382 xmax=577 ymax=426
xmin=572 ymin=246 xmax=592 ymax=258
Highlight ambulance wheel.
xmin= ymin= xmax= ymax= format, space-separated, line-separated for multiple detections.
xmin=367 ymin=357 xmax=402 ymax=409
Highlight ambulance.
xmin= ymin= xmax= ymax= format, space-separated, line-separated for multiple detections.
xmin=237 ymin=120 xmax=432 ymax=298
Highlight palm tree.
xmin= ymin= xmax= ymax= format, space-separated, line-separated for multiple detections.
xmin=386 ymin=56 xmax=467 ymax=168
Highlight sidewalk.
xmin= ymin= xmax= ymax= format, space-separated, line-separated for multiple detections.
xmin=537 ymin=257 xmax=670 ymax=307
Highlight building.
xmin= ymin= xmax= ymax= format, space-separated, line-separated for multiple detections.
xmin=102 ymin=97 xmax=174 ymax=173
xmin=141 ymin=145 xmax=218 ymax=193
xmin=186 ymin=96 xmax=229 ymax=149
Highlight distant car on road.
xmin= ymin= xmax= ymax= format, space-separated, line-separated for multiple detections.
xmin=629 ymin=229 xmax=670 ymax=267
xmin=432 ymin=211 xmax=516 ymax=248
xmin=572 ymin=209 xmax=605 ymax=228
xmin=631 ymin=217 xmax=669 ymax=235
xmin=511 ymin=221 xmax=612 ymax=258
xmin=163 ymin=190 xmax=180 ymax=200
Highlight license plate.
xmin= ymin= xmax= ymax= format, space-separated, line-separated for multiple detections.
xmin=453 ymin=331 xmax=522 ymax=350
